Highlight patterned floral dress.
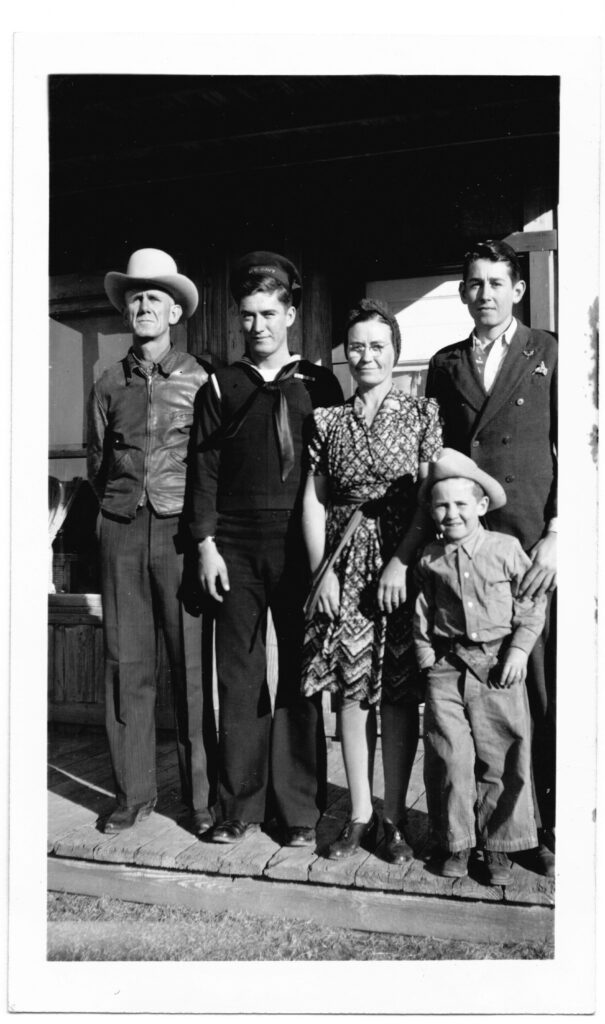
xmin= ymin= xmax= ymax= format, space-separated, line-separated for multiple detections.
xmin=301 ymin=387 xmax=442 ymax=705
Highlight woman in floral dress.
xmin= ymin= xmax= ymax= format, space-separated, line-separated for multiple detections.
xmin=301 ymin=299 xmax=442 ymax=862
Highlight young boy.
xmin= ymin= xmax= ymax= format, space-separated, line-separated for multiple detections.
xmin=414 ymin=448 xmax=547 ymax=885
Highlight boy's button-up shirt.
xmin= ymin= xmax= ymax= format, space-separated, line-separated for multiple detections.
xmin=414 ymin=524 xmax=546 ymax=670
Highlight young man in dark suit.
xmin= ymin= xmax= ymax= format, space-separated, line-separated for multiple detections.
xmin=425 ymin=239 xmax=557 ymax=876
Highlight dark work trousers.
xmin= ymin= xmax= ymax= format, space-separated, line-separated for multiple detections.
xmin=100 ymin=505 xmax=217 ymax=811
xmin=526 ymin=590 xmax=556 ymax=831
xmin=213 ymin=511 xmax=327 ymax=828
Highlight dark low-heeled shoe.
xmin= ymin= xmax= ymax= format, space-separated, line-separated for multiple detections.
xmin=328 ymin=812 xmax=378 ymax=860
xmin=190 ymin=810 xmax=214 ymax=837
xmin=102 ymin=798 xmax=156 ymax=834
xmin=532 ymin=842 xmax=555 ymax=878
xmin=383 ymin=820 xmax=414 ymax=864
xmin=208 ymin=819 xmax=260 ymax=844
xmin=284 ymin=826 xmax=316 ymax=848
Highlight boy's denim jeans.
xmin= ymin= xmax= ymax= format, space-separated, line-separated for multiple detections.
xmin=423 ymin=642 xmax=538 ymax=853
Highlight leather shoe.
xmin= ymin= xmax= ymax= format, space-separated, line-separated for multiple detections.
xmin=439 ymin=848 xmax=470 ymax=878
xmin=539 ymin=827 xmax=555 ymax=854
xmin=209 ymin=819 xmax=260 ymax=844
xmin=485 ymin=850 xmax=513 ymax=885
xmin=328 ymin=812 xmax=378 ymax=860
xmin=190 ymin=810 xmax=214 ymax=837
xmin=532 ymin=842 xmax=556 ymax=877
xmin=284 ymin=826 xmax=316 ymax=848
xmin=383 ymin=820 xmax=414 ymax=864
xmin=103 ymin=798 xmax=156 ymax=834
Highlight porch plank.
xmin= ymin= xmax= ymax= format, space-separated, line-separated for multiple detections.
xmin=47 ymin=726 xmax=555 ymax=915
xmin=205 ymin=829 xmax=281 ymax=878
xmin=263 ymin=845 xmax=319 ymax=882
xmin=48 ymin=857 xmax=554 ymax=945
xmin=129 ymin=826 xmax=201 ymax=871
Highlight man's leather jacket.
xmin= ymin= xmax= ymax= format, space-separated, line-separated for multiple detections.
xmin=87 ymin=346 xmax=209 ymax=519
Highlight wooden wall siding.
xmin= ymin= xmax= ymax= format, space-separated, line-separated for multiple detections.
xmin=48 ymin=596 xmax=174 ymax=729
xmin=48 ymin=597 xmax=337 ymax=736
xmin=300 ymin=260 xmax=333 ymax=367
xmin=188 ymin=249 xmax=230 ymax=367
xmin=186 ymin=244 xmax=333 ymax=369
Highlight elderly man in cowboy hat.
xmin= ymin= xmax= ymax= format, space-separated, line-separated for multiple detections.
xmin=87 ymin=248 xmax=217 ymax=835
xmin=190 ymin=250 xmax=343 ymax=847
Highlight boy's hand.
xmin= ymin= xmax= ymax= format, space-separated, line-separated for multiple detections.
xmin=311 ymin=567 xmax=341 ymax=621
xmin=497 ymin=647 xmax=528 ymax=688
xmin=377 ymin=556 xmax=407 ymax=614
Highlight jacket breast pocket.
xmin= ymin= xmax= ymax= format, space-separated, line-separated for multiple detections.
xmin=170 ymin=411 xmax=193 ymax=428
xmin=528 ymin=374 xmax=549 ymax=392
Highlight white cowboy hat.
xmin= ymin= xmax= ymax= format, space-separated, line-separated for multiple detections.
xmin=104 ymin=248 xmax=199 ymax=319
xmin=418 ymin=447 xmax=507 ymax=511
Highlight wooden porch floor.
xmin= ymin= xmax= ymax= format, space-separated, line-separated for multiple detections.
xmin=47 ymin=726 xmax=554 ymax=942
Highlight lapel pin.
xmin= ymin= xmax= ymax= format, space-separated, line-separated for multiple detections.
xmin=533 ymin=361 xmax=548 ymax=376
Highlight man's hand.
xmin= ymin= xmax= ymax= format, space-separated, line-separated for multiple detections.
xmin=519 ymin=532 xmax=557 ymax=600
xmin=377 ymin=557 xmax=407 ymax=614
xmin=310 ymin=568 xmax=340 ymax=621
xmin=497 ymin=647 xmax=528 ymax=689
xmin=197 ymin=541 xmax=230 ymax=603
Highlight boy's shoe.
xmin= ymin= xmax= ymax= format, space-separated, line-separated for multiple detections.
xmin=485 ymin=850 xmax=513 ymax=885
xmin=439 ymin=848 xmax=470 ymax=878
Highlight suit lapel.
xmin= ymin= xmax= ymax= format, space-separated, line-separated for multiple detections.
xmin=472 ymin=322 xmax=539 ymax=435
xmin=447 ymin=336 xmax=488 ymax=412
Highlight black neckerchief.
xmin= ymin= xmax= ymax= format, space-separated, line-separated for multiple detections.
xmin=217 ymin=360 xmax=300 ymax=482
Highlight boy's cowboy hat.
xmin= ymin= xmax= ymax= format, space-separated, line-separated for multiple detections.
xmin=418 ymin=448 xmax=507 ymax=510
xmin=104 ymin=249 xmax=199 ymax=319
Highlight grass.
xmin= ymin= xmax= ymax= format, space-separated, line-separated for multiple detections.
xmin=48 ymin=893 xmax=554 ymax=961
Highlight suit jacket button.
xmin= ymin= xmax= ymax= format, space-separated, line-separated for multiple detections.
xmin=502 ymin=436 xmax=512 ymax=444
xmin=505 ymin=474 xmax=515 ymax=483
xmin=516 ymin=397 xmax=525 ymax=406
xmin=472 ymin=439 xmax=480 ymax=447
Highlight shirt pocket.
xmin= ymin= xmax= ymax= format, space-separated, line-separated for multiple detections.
xmin=483 ymin=578 xmax=513 ymax=626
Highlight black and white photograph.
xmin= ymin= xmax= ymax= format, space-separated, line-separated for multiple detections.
xmin=6 ymin=14 xmax=601 ymax=1017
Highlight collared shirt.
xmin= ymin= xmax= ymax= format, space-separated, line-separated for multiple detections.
xmin=414 ymin=524 xmax=546 ymax=670
xmin=130 ymin=342 xmax=172 ymax=377
xmin=471 ymin=317 xmax=517 ymax=392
